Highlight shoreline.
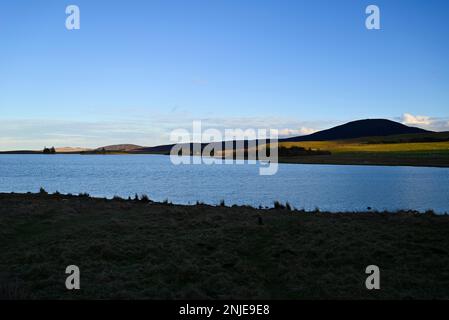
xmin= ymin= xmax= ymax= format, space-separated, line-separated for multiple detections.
xmin=2 ymin=192 xmax=449 ymax=299
xmin=1 ymin=151 xmax=449 ymax=169
xmin=1 ymin=191 xmax=444 ymax=215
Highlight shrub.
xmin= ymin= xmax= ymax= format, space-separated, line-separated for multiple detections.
xmin=424 ymin=209 xmax=436 ymax=216
xmin=39 ymin=187 xmax=47 ymax=195
xmin=273 ymin=201 xmax=286 ymax=210
xmin=79 ymin=192 xmax=90 ymax=198
xmin=43 ymin=147 xmax=56 ymax=154
xmin=278 ymin=146 xmax=331 ymax=157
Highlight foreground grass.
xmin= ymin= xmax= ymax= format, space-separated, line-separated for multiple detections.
xmin=1 ymin=193 xmax=449 ymax=300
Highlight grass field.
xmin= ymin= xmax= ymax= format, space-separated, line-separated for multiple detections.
xmin=274 ymin=133 xmax=449 ymax=167
xmin=1 ymin=192 xmax=449 ymax=300
xmin=214 ymin=132 xmax=449 ymax=167
xmin=279 ymin=140 xmax=449 ymax=154
xmin=277 ymin=151 xmax=449 ymax=167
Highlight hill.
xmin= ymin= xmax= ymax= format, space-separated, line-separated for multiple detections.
xmin=127 ymin=119 xmax=434 ymax=154
xmin=124 ymin=119 xmax=436 ymax=155
xmin=96 ymin=144 xmax=144 ymax=152
xmin=283 ymin=119 xmax=431 ymax=142
xmin=2 ymin=119 xmax=446 ymax=168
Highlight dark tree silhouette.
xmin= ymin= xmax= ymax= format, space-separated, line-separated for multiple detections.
xmin=43 ymin=146 xmax=56 ymax=154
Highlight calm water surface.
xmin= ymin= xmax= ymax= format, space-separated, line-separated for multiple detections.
xmin=1 ymin=154 xmax=448 ymax=213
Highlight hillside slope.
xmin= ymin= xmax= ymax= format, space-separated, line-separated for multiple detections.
xmin=283 ymin=119 xmax=431 ymax=142
xmin=96 ymin=144 xmax=144 ymax=152
xmin=131 ymin=119 xmax=434 ymax=153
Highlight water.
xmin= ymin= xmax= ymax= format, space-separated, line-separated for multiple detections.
xmin=0 ymin=154 xmax=448 ymax=213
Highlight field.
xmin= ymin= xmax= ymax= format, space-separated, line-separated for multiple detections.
xmin=276 ymin=133 xmax=449 ymax=167
xmin=1 ymin=192 xmax=449 ymax=300
xmin=279 ymin=141 xmax=449 ymax=154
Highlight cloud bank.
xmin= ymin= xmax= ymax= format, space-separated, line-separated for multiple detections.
xmin=2 ymin=113 xmax=448 ymax=151
xmin=0 ymin=116 xmax=330 ymax=151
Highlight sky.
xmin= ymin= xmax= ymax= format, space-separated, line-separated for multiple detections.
xmin=1 ymin=0 xmax=449 ymax=150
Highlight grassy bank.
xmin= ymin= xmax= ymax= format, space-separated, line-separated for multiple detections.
xmin=1 ymin=192 xmax=449 ymax=300
xmin=276 ymin=137 xmax=449 ymax=167
xmin=218 ymin=135 xmax=449 ymax=167
xmin=277 ymin=150 xmax=449 ymax=167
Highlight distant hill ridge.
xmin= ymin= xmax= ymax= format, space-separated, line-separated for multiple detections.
xmin=94 ymin=119 xmax=433 ymax=153
xmin=95 ymin=144 xmax=144 ymax=152
xmin=283 ymin=119 xmax=431 ymax=142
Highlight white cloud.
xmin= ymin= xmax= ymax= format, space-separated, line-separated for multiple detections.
xmin=299 ymin=127 xmax=317 ymax=135
xmin=401 ymin=113 xmax=432 ymax=126
xmin=273 ymin=127 xmax=317 ymax=137
xmin=399 ymin=113 xmax=449 ymax=132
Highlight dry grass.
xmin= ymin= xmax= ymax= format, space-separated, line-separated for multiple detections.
xmin=279 ymin=140 xmax=449 ymax=154
xmin=1 ymin=193 xmax=449 ymax=300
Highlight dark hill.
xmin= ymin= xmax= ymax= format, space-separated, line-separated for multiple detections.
xmin=83 ymin=119 xmax=432 ymax=154
xmin=282 ymin=119 xmax=431 ymax=142
xmin=131 ymin=119 xmax=433 ymax=154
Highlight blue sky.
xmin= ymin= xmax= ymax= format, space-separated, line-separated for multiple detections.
xmin=1 ymin=0 xmax=449 ymax=149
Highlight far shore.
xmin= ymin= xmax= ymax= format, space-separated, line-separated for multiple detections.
xmin=1 ymin=150 xmax=449 ymax=168
xmin=1 ymin=191 xmax=449 ymax=299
